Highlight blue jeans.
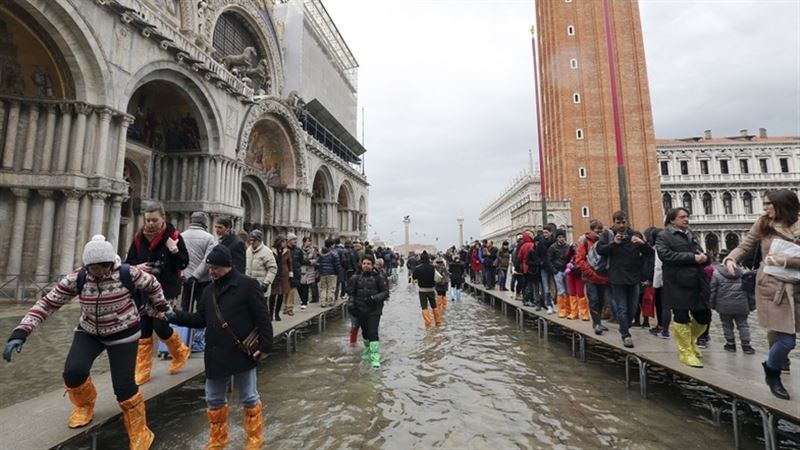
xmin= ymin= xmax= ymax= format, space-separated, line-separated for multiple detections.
xmin=767 ymin=331 xmax=796 ymax=371
xmin=554 ymin=272 xmax=567 ymax=296
xmin=497 ymin=267 xmax=507 ymax=289
xmin=585 ymin=282 xmax=606 ymax=316
xmin=540 ymin=270 xmax=554 ymax=308
xmin=609 ymin=284 xmax=639 ymax=338
xmin=205 ymin=368 xmax=260 ymax=409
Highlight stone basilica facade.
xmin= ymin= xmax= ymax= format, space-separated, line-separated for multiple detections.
xmin=0 ymin=0 xmax=369 ymax=283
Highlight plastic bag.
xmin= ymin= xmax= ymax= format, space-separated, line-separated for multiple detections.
xmin=763 ymin=238 xmax=800 ymax=282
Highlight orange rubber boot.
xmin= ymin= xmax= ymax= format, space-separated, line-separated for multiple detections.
xmin=134 ymin=338 xmax=154 ymax=385
xmin=163 ymin=331 xmax=191 ymax=375
xmin=421 ymin=309 xmax=432 ymax=328
xmin=567 ymin=296 xmax=580 ymax=320
xmin=66 ymin=376 xmax=96 ymax=428
xmin=243 ymin=401 xmax=264 ymax=450
xmin=119 ymin=392 xmax=154 ymax=450
xmin=206 ymin=405 xmax=229 ymax=450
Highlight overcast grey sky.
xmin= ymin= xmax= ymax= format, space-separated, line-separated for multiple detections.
xmin=323 ymin=0 xmax=800 ymax=249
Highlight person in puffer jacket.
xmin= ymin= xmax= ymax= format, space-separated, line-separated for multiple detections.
xmin=4 ymin=235 xmax=167 ymax=449
xmin=434 ymin=258 xmax=450 ymax=313
xmin=348 ymin=256 xmax=389 ymax=369
xmin=710 ymin=264 xmax=756 ymax=354
xmin=317 ymin=240 xmax=340 ymax=308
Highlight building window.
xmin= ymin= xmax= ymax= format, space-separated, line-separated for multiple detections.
xmin=743 ymin=191 xmax=753 ymax=214
xmin=700 ymin=160 xmax=709 ymax=175
xmin=682 ymin=192 xmax=692 ymax=212
xmin=720 ymin=160 xmax=729 ymax=174
xmin=576 ymin=128 xmax=584 ymax=140
xmin=702 ymin=192 xmax=713 ymax=215
xmin=723 ymin=192 xmax=733 ymax=214
xmin=581 ymin=207 xmax=589 ymax=217
xmin=780 ymin=158 xmax=790 ymax=173
xmin=579 ymin=167 xmax=587 ymax=178
xmin=739 ymin=159 xmax=749 ymax=174
xmin=660 ymin=161 xmax=669 ymax=175
xmin=567 ymin=25 xmax=575 ymax=36
xmin=680 ymin=160 xmax=689 ymax=175
xmin=760 ymin=158 xmax=769 ymax=173
xmin=573 ymin=93 xmax=581 ymax=103
xmin=662 ymin=193 xmax=673 ymax=212
xmin=570 ymin=58 xmax=578 ymax=69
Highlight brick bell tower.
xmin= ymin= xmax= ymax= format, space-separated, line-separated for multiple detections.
xmin=534 ymin=0 xmax=662 ymax=232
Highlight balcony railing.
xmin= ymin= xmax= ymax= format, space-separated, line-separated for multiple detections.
xmin=661 ymin=172 xmax=798 ymax=184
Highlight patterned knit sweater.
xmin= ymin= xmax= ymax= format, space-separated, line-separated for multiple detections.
xmin=13 ymin=264 xmax=167 ymax=339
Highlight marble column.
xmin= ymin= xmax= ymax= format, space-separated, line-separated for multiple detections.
xmin=90 ymin=192 xmax=109 ymax=236
xmin=22 ymin=104 xmax=40 ymax=171
xmin=82 ymin=111 xmax=98 ymax=174
xmin=39 ymin=105 xmax=58 ymax=172
xmin=114 ymin=115 xmax=133 ymax=179
xmin=35 ymin=190 xmax=56 ymax=278
xmin=107 ymin=195 xmax=125 ymax=251
xmin=56 ymin=104 xmax=73 ymax=172
xmin=180 ymin=157 xmax=189 ymax=200
xmin=69 ymin=103 xmax=92 ymax=173
xmin=59 ymin=190 xmax=83 ymax=275
xmin=75 ymin=193 xmax=92 ymax=264
xmin=94 ymin=108 xmax=113 ymax=177
xmin=7 ymin=188 xmax=30 ymax=277
xmin=201 ymin=157 xmax=210 ymax=199
xmin=1 ymin=101 xmax=20 ymax=168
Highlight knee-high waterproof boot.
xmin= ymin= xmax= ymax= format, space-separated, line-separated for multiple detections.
xmin=362 ymin=340 xmax=371 ymax=361
xmin=368 ymin=341 xmax=381 ymax=369
xmin=421 ymin=309 xmax=432 ymax=328
xmin=567 ymin=296 xmax=579 ymax=320
xmin=579 ymin=297 xmax=590 ymax=321
xmin=349 ymin=327 xmax=359 ymax=347
xmin=671 ymin=322 xmax=703 ymax=368
xmin=206 ymin=405 xmax=229 ymax=450
xmin=66 ymin=376 xmax=96 ymax=428
xmin=689 ymin=318 xmax=707 ymax=359
xmin=163 ymin=331 xmax=191 ymax=375
xmin=556 ymin=294 xmax=567 ymax=318
xmin=432 ymin=307 xmax=442 ymax=327
xmin=243 ymin=401 xmax=264 ymax=450
xmin=119 ymin=392 xmax=154 ymax=450
xmin=134 ymin=338 xmax=154 ymax=386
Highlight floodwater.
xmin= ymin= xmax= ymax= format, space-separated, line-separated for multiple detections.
xmin=2 ymin=272 xmax=798 ymax=449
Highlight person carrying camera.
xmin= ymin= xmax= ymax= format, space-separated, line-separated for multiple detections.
xmin=126 ymin=202 xmax=190 ymax=385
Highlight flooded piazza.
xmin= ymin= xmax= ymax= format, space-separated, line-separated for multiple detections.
xmin=3 ymin=273 xmax=795 ymax=449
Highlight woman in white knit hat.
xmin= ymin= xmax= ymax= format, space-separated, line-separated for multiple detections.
xmin=3 ymin=235 xmax=170 ymax=449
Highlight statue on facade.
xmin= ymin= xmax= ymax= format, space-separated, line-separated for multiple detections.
xmin=286 ymin=90 xmax=305 ymax=116
xmin=220 ymin=47 xmax=257 ymax=72
xmin=31 ymin=65 xmax=53 ymax=98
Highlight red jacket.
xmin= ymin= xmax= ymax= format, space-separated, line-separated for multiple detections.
xmin=517 ymin=232 xmax=535 ymax=274
xmin=575 ymin=232 xmax=609 ymax=285
xmin=470 ymin=247 xmax=482 ymax=272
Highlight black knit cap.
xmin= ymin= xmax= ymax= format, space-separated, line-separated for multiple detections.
xmin=206 ymin=244 xmax=232 ymax=267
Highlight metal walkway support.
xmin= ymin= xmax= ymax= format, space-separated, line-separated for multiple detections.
xmin=624 ymin=354 xmax=649 ymax=399
xmin=571 ymin=332 xmax=586 ymax=362
xmin=732 ymin=399 xmax=777 ymax=450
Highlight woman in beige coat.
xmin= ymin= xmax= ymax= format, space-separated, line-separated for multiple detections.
xmin=724 ymin=189 xmax=800 ymax=400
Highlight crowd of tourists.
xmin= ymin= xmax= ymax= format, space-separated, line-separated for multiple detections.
xmin=1 ymin=200 xmax=395 ymax=449
xmin=451 ymin=189 xmax=798 ymax=402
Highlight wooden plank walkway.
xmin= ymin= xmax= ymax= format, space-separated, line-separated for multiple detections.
xmin=0 ymin=301 xmax=346 ymax=450
xmin=464 ymin=282 xmax=799 ymax=450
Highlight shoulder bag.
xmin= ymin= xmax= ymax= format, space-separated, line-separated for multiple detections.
xmin=211 ymin=294 xmax=263 ymax=361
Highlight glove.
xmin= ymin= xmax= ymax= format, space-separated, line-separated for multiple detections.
xmin=261 ymin=282 xmax=270 ymax=293
xmin=166 ymin=237 xmax=179 ymax=254
xmin=3 ymin=339 xmax=24 ymax=362
xmin=164 ymin=309 xmax=177 ymax=322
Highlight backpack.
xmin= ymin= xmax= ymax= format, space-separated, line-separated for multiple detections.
xmin=76 ymin=264 xmax=140 ymax=307
xmin=584 ymin=231 xmax=611 ymax=274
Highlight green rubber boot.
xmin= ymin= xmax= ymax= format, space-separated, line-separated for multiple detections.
xmin=362 ymin=340 xmax=371 ymax=361
xmin=369 ymin=341 xmax=381 ymax=369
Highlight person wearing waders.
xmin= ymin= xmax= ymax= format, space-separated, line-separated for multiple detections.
xmin=413 ymin=252 xmax=440 ymax=328
xmin=434 ymin=258 xmax=450 ymax=314
xmin=166 ymin=245 xmax=272 ymax=450
xmin=125 ymin=202 xmax=190 ymax=386
xmin=4 ymin=235 xmax=168 ymax=449
xmin=347 ymin=256 xmax=390 ymax=368
xmin=448 ymin=255 xmax=466 ymax=301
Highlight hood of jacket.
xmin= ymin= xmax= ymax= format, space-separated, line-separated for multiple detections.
xmin=714 ymin=264 xmax=743 ymax=280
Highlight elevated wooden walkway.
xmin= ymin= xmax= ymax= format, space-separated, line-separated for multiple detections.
xmin=0 ymin=301 xmax=346 ymax=450
xmin=464 ymin=282 xmax=799 ymax=450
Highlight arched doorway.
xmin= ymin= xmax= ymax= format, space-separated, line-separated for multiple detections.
xmin=246 ymin=117 xmax=296 ymax=189
xmin=311 ymin=168 xmax=333 ymax=230
xmin=126 ymin=80 xmax=206 ymax=153
xmin=725 ymin=232 xmax=740 ymax=251
xmin=705 ymin=233 xmax=719 ymax=257
xmin=337 ymin=182 xmax=353 ymax=233
xmin=241 ymin=175 xmax=270 ymax=235
xmin=662 ymin=193 xmax=673 ymax=213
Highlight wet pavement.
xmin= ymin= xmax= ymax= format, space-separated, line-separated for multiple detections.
xmin=2 ymin=273 xmax=797 ymax=449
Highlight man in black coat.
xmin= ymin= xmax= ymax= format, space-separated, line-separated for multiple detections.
xmin=348 ymin=256 xmax=389 ymax=369
xmin=168 ymin=245 xmax=272 ymax=449
xmin=213 ymin=216 xmax=246 ymax=274
xmin=285 ymin=233 xmax=303 ymax=315
xmin=596 ymin=211 xmax=653 ymax=348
